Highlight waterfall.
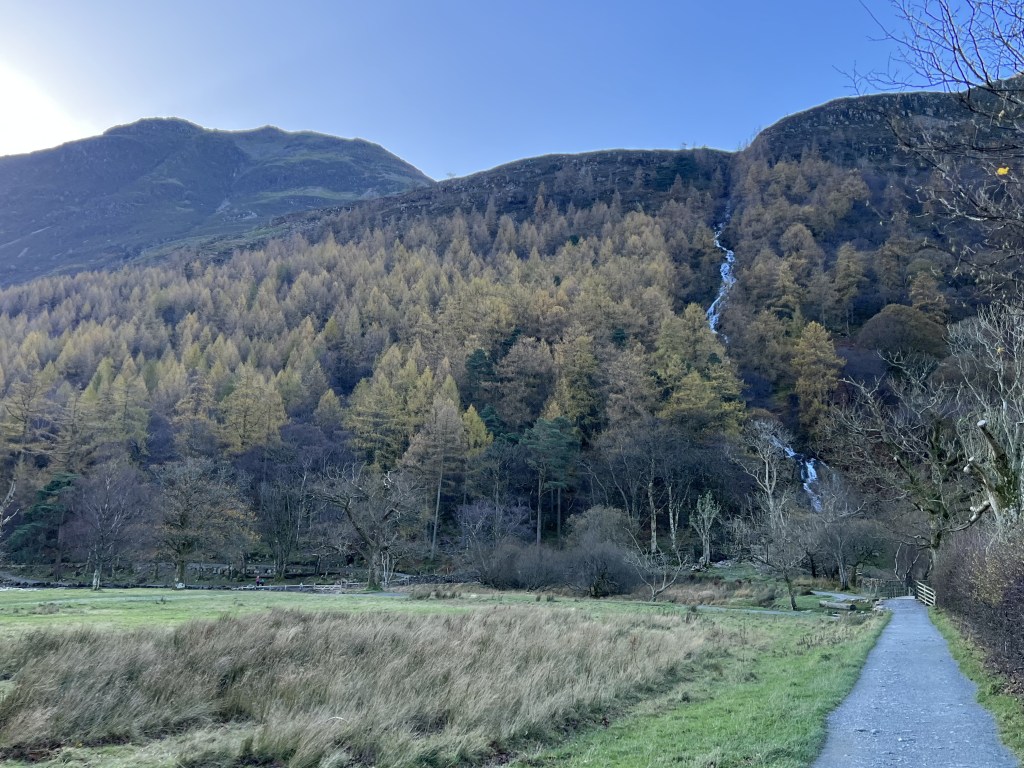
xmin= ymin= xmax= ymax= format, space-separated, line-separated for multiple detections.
xmin=780 ymin=444 xmax=824 ymax=513
xmin=706 ymin=218 xmax=735 ymax=335
xmin=703 ymin=207 xmax=825 ymax=512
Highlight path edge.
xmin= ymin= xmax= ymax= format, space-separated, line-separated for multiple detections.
xmin=930 ymin=607 xmax=1024 ymax=762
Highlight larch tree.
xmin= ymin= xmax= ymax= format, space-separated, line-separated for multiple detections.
xmin=551 ymin=327 xmax=602 ymax=441
xmin=1 ymin=367 xmax=54 ymax=463
xmin=401 ymin=394 xmax=468 ymax=559
xmin=172 ymin=369 xmax=219 ymax=458
xmin=652 ymin=304 xmax=744 ymax=435
xmin=48 ymin=388 xmax=98 ymax=473
xmin=493 ymin=338 xmax=556 ymax=431
xmin=107 ymin=358 xmax=150 ymax=456
xmin=313 ymin=389 xmax=345 ymax=435
xmin=221 ymin=366 xmax=287 ymax=454
xmin=791 ymin=321 xmax=843 ymax=438
xmin=831 ymin=243 xmax=867 ymax=333
xmin=345 ymin=374 xmax=406 ymax=468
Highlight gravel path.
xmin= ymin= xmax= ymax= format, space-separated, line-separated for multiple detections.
xmin=813 ymin=596 xmax=1018 ymax=767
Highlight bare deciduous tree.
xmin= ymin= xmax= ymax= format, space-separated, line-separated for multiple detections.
xmin=733 ymin=419 xmax=809 ymax=610
xmin=72 ymin=463 xmax=149 ymax=589
xmin=948 ymin=304 xmax=1024 ymax=535
xmin=156 ymin=458 xmax=250 ymax=585
xmin=828 ymin=359 xmax=977 ymax=572
xmin=455 ymin=499 xmax=530 ymax=579
xmin=813 ymin=475 xmax=878 ymax=591
xmin=317 ymin=465 xmax=420 ymax=590
xmin=690 ymin=491 xmax=721 ymax=569
xmin=624 ymin=546 xmax=689 ymax=603
xmin=736 ymin=419 xmax=797 ymax=529
xmin=864 ymin=0 xmax=1024 ymax=286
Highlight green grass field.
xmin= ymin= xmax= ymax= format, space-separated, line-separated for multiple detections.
xmin=0 ymin=588 xmax=443 ymax=639
xmin=0 ymin=587 xmax=886 ymax=768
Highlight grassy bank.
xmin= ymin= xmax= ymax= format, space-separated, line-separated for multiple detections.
xmin=0 ymin=589 xmax=885 ymax=768
xmin=512 ymin=612 xmax=886 ymax=768
xmin=931 ymin=609 xmax=1024 ymax=761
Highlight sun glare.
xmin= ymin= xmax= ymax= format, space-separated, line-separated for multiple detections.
xmin=0 ymin=63 xmax=97 ymax=157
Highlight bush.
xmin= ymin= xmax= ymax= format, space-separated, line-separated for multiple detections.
xmin=564 ymin=542 xmax=639 ymax=598
xmin=933 ymin=527 xmax=1024 ymax=693
xmin=467 ymin=507 xmax=640 ymax=597
xmin=480 ymin=540 xmax=638 ymax=597
xmin=484 ymin=542 xmax=570 ymax=590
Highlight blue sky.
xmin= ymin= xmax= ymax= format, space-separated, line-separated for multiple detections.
xmin=0 ymin=1 xmax=904 ymax=179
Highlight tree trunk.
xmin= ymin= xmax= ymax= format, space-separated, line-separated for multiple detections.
xmin=784 ymin=571 xmax=798 ymax=610
xmin=923 ymin=547 xmax=936 ymax=580
xmin=647 ymin=481 xmax=658 ymax=554
xmin=431 ymin=461 xmax=444 ymax=560
xmin=837 ymin=556 xmax=849 ymax=591
xmin=175 ymin=559 xmax=186 ymax=585
xmin=92 ymin=567 xmax=101 ymax=591
xmin=54 ymin=509 xmax=67 ymax=581
xmin=275 ymin=549 xmax=286 ymax=581
xmin=556 ymin=486 xmax=562 ymax=545
xmin=535 ymin=470 xmax=544 ymax=546
xmin=366 ymin=546 xmax=382 ymax=590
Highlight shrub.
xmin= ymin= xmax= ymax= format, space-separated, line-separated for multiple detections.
xmin=933 ymin=527 xmax=1024 ymax=693
xmin=564 ymin=542 xmax=639 ymax=597
xmin=480 ymin=539 xmax=638 ymax=597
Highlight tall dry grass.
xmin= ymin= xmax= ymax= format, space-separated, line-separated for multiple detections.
xmin=0 ymin=606 xmax=711 ymax=767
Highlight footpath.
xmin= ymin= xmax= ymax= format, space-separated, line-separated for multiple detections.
xmin=813 ymin=596 xmax=1018 ymax=767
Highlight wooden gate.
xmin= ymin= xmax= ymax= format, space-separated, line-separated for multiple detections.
xmin=859 ymin=577 xmax=910 ymax=599
xmin=914 ymin=580 xmax=936 ymax=607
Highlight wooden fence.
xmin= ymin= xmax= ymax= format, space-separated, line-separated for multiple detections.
xmin=859 ymin=577 xmax=910 ymax=599
xmin=242 ymin=581 xmax=365 ymax=593
xmin=914 ymin=580 xmax=936 ymax=607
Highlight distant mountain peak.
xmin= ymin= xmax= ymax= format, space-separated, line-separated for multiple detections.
xmin=0 ymin=119 xmax=433 ymax=284
xmin=103 ymin=117 xmax=205 ymax=138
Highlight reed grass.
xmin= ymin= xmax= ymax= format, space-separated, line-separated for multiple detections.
xmin=0 ymin=606 xmax=711 ymax=767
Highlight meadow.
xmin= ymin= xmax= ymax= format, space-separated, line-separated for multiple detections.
xmin=0 ymin=587 xmax=885 ymax=768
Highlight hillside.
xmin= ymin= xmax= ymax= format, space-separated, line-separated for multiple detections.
xmin=0 ymin=81 xmax=1010 ymax=613
xmin=0 ymin=118 xmax=432 ymax=284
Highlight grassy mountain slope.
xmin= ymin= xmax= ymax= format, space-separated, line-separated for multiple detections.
xmin=0 ymin=118 xmax=432 ymax=284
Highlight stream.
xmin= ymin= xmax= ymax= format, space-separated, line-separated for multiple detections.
xmin=705 ymin=209 xmax=824 ymax=511
xmin=705 ymin=217 xmax=735 ymax=335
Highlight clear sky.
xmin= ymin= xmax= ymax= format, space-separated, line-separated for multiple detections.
xmin=0 ymin=1 xmax=904 ymax=180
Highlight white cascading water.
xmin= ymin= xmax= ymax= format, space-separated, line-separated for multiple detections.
xmin=705 ymin=209 xmax=824 ymax=512
xmin=706 ymin=217 xmax=736 ymax=335
xmin=782 ymin=445 xmax=823 ymax=513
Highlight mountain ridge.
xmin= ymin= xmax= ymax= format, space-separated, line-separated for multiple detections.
xmin=0 ymin=118 xmax=433 ymax=284
xmin=0 ymin=85 xmax=980 ymax=285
